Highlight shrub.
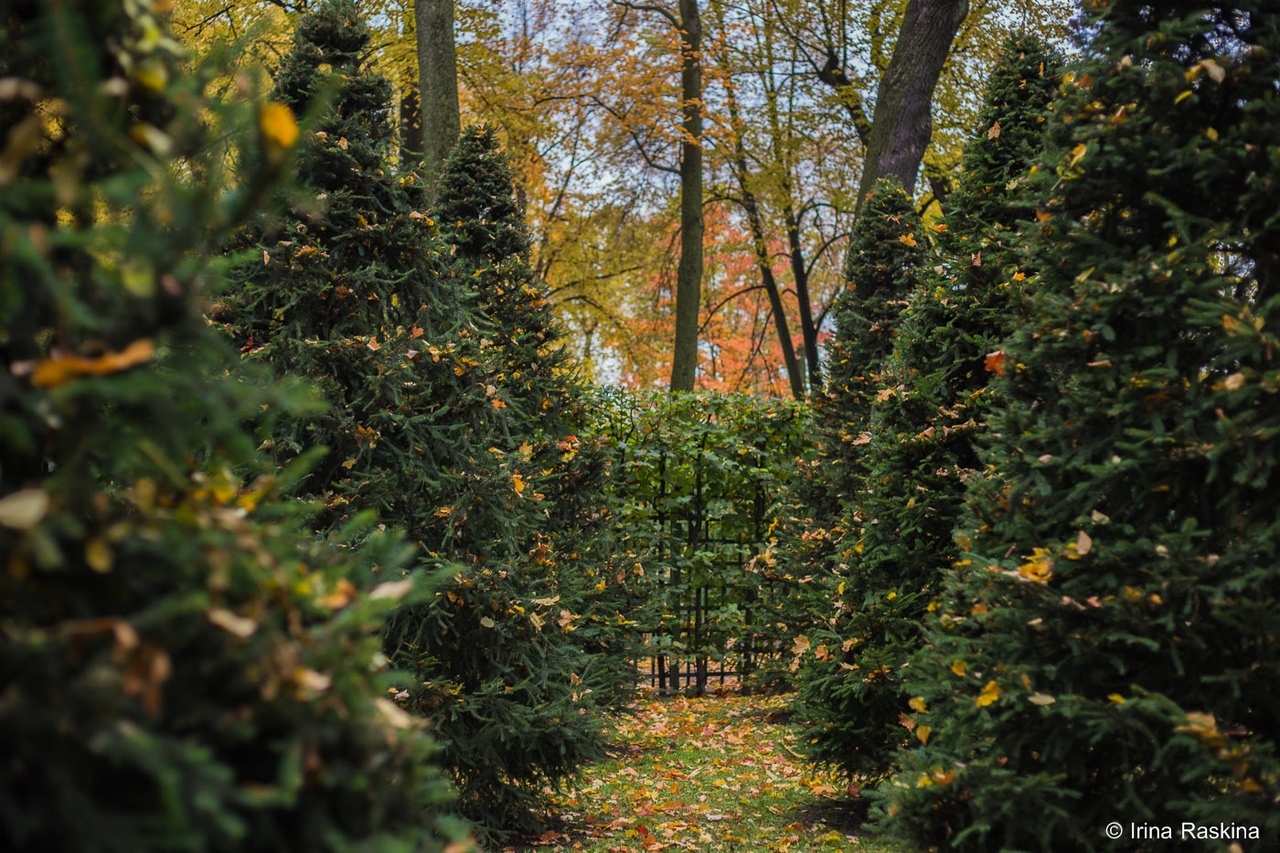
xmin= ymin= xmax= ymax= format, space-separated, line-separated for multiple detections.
xmin=0 ymin=2 xmax=457 ymax=850
xmin=797 ymin=36 xmax=1062 ymax=783
xmin=883 ymin=4 xmax=1280 ymax=849
xmin=594 ymin=390 xmax=814 ymax=693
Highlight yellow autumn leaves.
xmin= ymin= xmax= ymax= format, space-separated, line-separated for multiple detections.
xmin=1017 ymin=546 xmax=1055 ymax=584
xmin=943 ymin=659 xmax=1003 ymax=708
xmin=259 ymin=102 xmax=298 ymax=163
xmin=906 ymin=696 xmax=933 ymax=744
xmin=915 ymin=766 xmax=957 ymax=789
xmin=1014 ymin=530 xmax=1094 ymax=585
xmin=976 ymin=680 xmax=1002 ymax=707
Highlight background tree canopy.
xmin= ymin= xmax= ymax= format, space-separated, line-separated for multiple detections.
xmin=172 ymin=0 xmax=1076 ymax=396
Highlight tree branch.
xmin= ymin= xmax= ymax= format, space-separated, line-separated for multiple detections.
xmin=698 ymin=285 xmax=766 ymax=336
xmin=612 ymin=0 xmax=680 ymax=30
xmin=816 ymin=48 xmax=874 ymax=147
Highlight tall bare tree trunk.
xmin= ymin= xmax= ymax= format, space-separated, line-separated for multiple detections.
xmin=855 ymin=0 xmax=968 ymax=210
xmin=400 ymin=83 xmax=423 ymax=160
xmin=415 ymin=0 xmax=461 ymax=185
xmin=739 ymin=185 xmax=804 ymax=399
xmin=669 ymin=0 xmax=703 ymax=393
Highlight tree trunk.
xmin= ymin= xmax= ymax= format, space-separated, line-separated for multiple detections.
xmin=719 ymin=47 xmax=804 ymax=399
xmin=668 ymin=0 xmax=703 ymax=393
xmin=784 ymin=202 xmax=822 ymax=393
xmin=415 ymin=0 xmax=461 ymax=185
xmin=746 ymin=203 xmax=805 ymax=400
xmin=399 ymin=82 xmax=423 ymax=161
xmin=855 ymin=0 xmax=968 ymax=211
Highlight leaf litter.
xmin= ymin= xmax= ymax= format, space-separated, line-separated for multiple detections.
xmin=505 ymin=689 xmax=905 ymax=852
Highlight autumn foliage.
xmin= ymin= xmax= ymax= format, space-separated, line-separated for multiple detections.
xmin=8 ymin=0 xmax=1280 ymax=849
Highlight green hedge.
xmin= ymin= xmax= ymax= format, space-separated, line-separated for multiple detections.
xmin=595 ymin=390 xmax=814 ymax=690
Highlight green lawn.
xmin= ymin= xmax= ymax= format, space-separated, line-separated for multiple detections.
xmin=506 ymin=690 xmax=911 ymax=852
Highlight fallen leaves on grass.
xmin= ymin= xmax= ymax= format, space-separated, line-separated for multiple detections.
xmin=518 ymin=691 xmax=885 ymax=853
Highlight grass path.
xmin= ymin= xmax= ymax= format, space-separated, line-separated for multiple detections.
xmin=506 ymin=690 xmax=906 ymax=853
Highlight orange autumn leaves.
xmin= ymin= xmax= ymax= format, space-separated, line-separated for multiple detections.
xmin=19 ymin=339 xmax=156 ymax=389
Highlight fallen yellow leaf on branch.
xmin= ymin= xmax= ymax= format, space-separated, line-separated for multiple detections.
xmin=259 ymin=102 xmax=299 ymax=151
xmin=976 ymin=680 xmax=1002 ymax=707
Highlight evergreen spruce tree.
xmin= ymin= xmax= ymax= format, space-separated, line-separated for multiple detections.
xmin=780 ymin=181 xmax=926 ymax=671
xmin=885 ymin=4 xmax=1280 ymax=849
xmin=790 ymin=180 xmax=925 ymax=760
xmin=383 ymin=125 xmax=643 ymax=837
xmin=825 ymin=179 xmax=928 ymax=447
xmin=220 ymin=6 xmax=637 ymax=837
xmin=798 ymin=36 xmax=1061 ymax=782
xmin=217 ymin=0 xmax=487 ymax=541
xmin=434 ymin=125 xmax=576 ymax=429
xmin=0 ymin=2 xmax=457 ymax=849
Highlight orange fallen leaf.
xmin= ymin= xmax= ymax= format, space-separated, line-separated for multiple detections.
xmin=319 ymin=578 xmax=357 ymax=609
xmin=31 ymin=339 xmax=155 ymax=388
